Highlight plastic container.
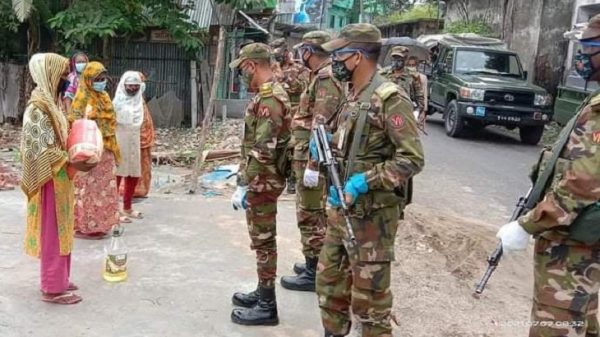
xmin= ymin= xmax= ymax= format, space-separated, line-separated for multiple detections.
xmin=103 ymin=225 xmax=128 ymax=282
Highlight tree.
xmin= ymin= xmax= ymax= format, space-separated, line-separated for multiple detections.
xmin=214 ymin=0 xmax=268 ymax=9
xmin=12 ymin=0 xmax=62 ymax=57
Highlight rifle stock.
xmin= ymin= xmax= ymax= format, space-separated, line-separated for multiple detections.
xmin=474 ymin=188 xmax=531 ymax=295
xmin=313 ymin=124 xmax=357 ymax=244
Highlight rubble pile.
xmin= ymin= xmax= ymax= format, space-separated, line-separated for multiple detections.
xmin=0 ymin=124 xmax=21 ymax=190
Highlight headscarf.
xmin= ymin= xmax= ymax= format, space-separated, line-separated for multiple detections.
xmin=21 ymin=53 xmax=70 ymax=198
xmin=64 ymin=51 xmax=88 ymax=99
xmin=69 ymin=61 xmax=121 ymax=163
xmin=113 ymin=71 xmax=146 ymax=128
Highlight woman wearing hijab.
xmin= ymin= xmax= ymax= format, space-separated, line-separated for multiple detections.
xmin=113 ymin=71 xmax=147 ymax=219
xmin=62 ymin=51 xmax=89 ymax=113
xmin=133 ymin=72 xmax=155 ymax=198
xmin=69 ymin=62 xmax=121 ymax=239
xmin=21 ymin=53 xmax=93 ymax=304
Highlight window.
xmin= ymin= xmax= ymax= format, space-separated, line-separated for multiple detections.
xmin=339 ymin=16 xmax=344 ymax=28
xmin=454 ymin=50 xmax=523 ymax=77
xmin=330 ymin=15 xmax=335 ymax=29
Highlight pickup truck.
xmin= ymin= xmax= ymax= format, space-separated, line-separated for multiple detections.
xmin=425 ymin=35 xmax=553 ymax=145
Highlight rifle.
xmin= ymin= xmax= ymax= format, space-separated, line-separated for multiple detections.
xmin=312 ymin=124 xmax=357 ymax=244
xmin=474 ymin=188 xmax=531 ymax=295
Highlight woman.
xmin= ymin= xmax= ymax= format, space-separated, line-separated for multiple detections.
xmin=69 ymin=62 xmax=121 ymax=239
xmin=21 ymin=53 xmax=91 ymax=304
xmin=134 ymin=73 xmax=155 ymax=198
xmin=62 ymin=51 xmax=88 ymax=113
xmin=113 ymin=71 xmax=147 ymax=219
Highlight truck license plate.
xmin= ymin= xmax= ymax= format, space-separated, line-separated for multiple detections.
xmin=497 ymin=116 xmax=521 ymax=122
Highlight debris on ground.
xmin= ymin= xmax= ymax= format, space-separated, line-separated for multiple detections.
xmin=0 ymin=124 xmax=22 ymax=191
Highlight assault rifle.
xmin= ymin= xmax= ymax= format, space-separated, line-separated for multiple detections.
xmin=312 ymin=124 xmax=357 ymax=244
xmin=474 ymin=188 xmax=531 ymax=296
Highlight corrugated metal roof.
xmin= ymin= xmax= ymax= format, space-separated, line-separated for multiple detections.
xmin=185 ymin=0 xmax=236 ymax=27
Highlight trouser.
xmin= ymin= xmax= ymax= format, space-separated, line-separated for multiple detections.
xmin=293 ymin=160 xmax=327 ymax=258
xmin=117 ymin=176 xmax=139 ymax=211
xmin=246 ymin=187 xmax=284 ymax=289
xmin=40 ymin=180 xmax=71 ymax=294
xmin=317 ymin=205 xmax=400 ymax=337
xmin=530 ymin=237 xmax=600 ymax=337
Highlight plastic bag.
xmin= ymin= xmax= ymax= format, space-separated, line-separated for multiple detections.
xmin=67 ymin=119 xmax=104 ymax=164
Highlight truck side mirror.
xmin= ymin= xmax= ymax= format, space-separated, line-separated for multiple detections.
xmin=523 ymin=71 xmax=528 ymax=80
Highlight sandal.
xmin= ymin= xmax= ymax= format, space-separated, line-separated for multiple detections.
xmin=67 ymin=282 xmax=79 ymax=291
xmin=41 ymin=292 xmax=82 ymax=305
xmin=123 ymin=210 xmax=143 ymax=219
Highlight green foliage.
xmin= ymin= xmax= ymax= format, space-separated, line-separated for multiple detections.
xmin=374 ymin=3 xmax=439 ymax=25
xmin=49 ymin=0 xmax=206 ymax=55
xmin=1 ymin=0 xmax=22 ymax=59
xmin=214 ymin=0 xmax=271 ymax=10
xmin=445 ymin=20 xmax=496 ymax=37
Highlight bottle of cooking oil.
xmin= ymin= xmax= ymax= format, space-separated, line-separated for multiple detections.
xmin=103 ymin=225 xmax=128 ymax=282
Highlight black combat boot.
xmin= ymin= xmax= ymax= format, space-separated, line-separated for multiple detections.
xmin=231 ymin=286 xmax=279 ymax=326
xmin=287 ymin=175 xmax=296 ymax=194
xmin=281 ymin=256 xmax=317 ymax=291
xmin=293 ymin=261 xmax=306 ymax=274
xmin=231 ymin=285 xmax=259 ymax=308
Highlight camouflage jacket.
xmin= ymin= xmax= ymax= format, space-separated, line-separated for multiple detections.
xmin=520 ymin=92 xmax=600 ymax=244
xmin=380 ymin=67 xmax=425 ymax=113
xmin=273 ymin=60 xmax=310 ymax=106
xmin=238 ymin=81 xmax=291 ymax=187
xmin=292 ymin=60 xmax=343 ymax=163
xmin=331 ymin=73 xmax=424 ymax=211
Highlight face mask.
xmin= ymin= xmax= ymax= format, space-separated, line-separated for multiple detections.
xmin=75 ymin=62 xmax=87 ymax=74
xmin=406 ymin=66 xmax=417 ymax=72
xmin=92 ymin=80 xmax=107 ymax=92
xmin=575 ymin=51 xmax=600 ymax=80
xmin=332 ymin=54 xmax=357 ymax=82
xmin=391 ymin=59 xmax=405 ymax=71
xmin=126 ymin=88 xmax=139 ymax=96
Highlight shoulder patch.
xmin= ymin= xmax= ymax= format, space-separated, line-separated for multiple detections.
xmin=375 ymin=82 xmax=400 ymax=101
xmin=257 ymin=105 xmax=271 ymax=118
xmin=388 ymin=114 xmax=405 ymax=129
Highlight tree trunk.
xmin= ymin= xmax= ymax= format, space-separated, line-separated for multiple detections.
xmin=188 ymin=25 xmax=227 ymax=194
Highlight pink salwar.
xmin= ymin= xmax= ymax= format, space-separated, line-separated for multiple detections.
xmin=40 ymin=181 xmax=71 ymax=294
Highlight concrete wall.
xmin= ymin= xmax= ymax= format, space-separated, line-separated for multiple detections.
xmin=445 ymin=0 xmax=575 ymax=95
xmin=378 ymin=19 xmax=444 ymax=39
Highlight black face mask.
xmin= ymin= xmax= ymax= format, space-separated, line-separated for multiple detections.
xmin=274 ymin=55 xmax=284 ymax=64
xmin=391 ymin=59 xmax=405 ymax=71
xmin=332 ymin=54 xmax=356 ymax=82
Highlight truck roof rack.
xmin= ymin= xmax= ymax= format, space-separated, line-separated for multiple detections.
xmin=417 ymin=33 xmax=506 ymax=49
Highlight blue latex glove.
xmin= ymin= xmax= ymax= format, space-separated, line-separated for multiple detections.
xmin=343 ymin=173 xmax=369 ymax=205
xmin=309 ymin=133 xmax=333 ymax=160
xmin=231 ymin=186 xmax=248 ymax=210
xmin=327 ymin=185 xmax=341 ymax=208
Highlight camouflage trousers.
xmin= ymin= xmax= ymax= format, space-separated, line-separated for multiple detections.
xmin=317 ymin=203 xmax=400 ymax=337
xmin=293 ymin=160 xmax=327 ymax=258
xmin=245 ymin=186 xmax=284 ymax=289
xmin=530 ymin=237 xmax=600 ymax=337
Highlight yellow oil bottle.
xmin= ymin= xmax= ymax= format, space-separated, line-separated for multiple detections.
xmin=103 ymin=225 xmax=128 ymax=282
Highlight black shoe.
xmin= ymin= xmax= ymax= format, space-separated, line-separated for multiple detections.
xmin=293 ymin=261 xmax=306 ymax=275
xmin=231 ymin=287 xmax=279 ymax=326
xmin=231 ymin=286 xmax=259 ymax=308
xmin=287 ymin=176 xmax=296 ymax=194
xmin=281 ymin=257 xmax=317 ymax=292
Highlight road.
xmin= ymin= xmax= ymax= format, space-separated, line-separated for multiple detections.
xmin=0 ymin=117 xmax=544 ymax=337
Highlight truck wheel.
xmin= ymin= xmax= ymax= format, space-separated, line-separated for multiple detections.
xmin=444 ymin=100 xmax=464 ymax=137
xmin=519 ymin=125 xmax=544 ymax=145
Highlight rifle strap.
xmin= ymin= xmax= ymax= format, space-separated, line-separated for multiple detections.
xmin=525 ymin=92 xmax=598 ymax=210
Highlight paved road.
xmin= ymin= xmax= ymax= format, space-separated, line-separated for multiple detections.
xmin=414 ymin=116 xmax=543 ymax=225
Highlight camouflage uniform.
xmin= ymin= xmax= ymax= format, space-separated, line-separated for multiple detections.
xmin=292 ymin=32 xmax=343 ymax=260
xmin=379 ymin=46 xmax=425 ymax=114
xmin=270 ymin=38 xmax=310 ymax=117
xmin=232 ymin=45 xmax=292 ymax=290
xmin=519 ymin=92 xmax=600 ymax=337
xmin=317 ymin=24 xmax=425 ymax=337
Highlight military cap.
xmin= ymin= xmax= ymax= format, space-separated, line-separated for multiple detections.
xmin=321 ymin=23 xmax=382 ymax=52
xmin=582 ymin=14 xmax=600 ymax=40
xmin=269 ymin=38 xmax=288 ymax=56
xmin=294 ymin=30 xmax=331 ymax=49
xmin=229 ymin=43 xmax=271 ymax=69
xmin=390 ymin=46 xmax=409 ymax=57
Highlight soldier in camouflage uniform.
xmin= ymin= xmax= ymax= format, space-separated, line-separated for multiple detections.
xmin=279 ymin=31 xmax=344 ymax=292
xmin=496 ymin=15 xmax=600 ymax=337
xmin=270 ymin=38 xmax=310 ymax=194
xmin=228 ymin=43 xmax=291 ymax=326
xmin=379 ymin=46 xmax=426 ymax=128
xmin=316 ymin=24 xmax=425 ymax=337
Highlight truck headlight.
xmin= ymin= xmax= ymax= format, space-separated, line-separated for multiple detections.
xmin=534 ymin=94 xmax=552 ymax=106
xmin=459 ymin=87 xmax=485 ymax=101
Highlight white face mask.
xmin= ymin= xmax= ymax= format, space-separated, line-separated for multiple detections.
xmin=75 ymin=62 xmax=87 ymax=73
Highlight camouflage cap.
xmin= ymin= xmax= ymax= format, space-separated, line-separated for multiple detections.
xmin=390 ymin=46 xmax=409 ymax=57
xmin=582 ymin=14 xmax=600 ymax=40
xmin=269 ymin=38 xmax=288 ymax=56
xmin=321 ymin=23 xmax=382 ymax=52
xmin=293 ymin=30 xmax=331 ymax=49
xmin=229 ymin=43 xmax=271 ymax=69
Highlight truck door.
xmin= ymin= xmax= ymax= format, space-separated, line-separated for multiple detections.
xmin=430 ymin=48 xmax=454 ymax=108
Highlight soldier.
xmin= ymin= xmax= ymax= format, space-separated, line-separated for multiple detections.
xmin=380 ymin=46 xmax=426 ymax=128
xmin=316 ymin=24 xmax=425 ymax=337
xmin=496 ymin=14 xmax=600 ymax=337
xmin=229 ymin=43 xmax=291 ymax=326
xmin=269 ymin=38 xmax=310 ymax=194
xmin=280 ymin=31 xmax=343 ymax=292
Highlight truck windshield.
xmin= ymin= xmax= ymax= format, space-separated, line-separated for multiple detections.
xmin=454 ymin=50 xmax=523 ymax=77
